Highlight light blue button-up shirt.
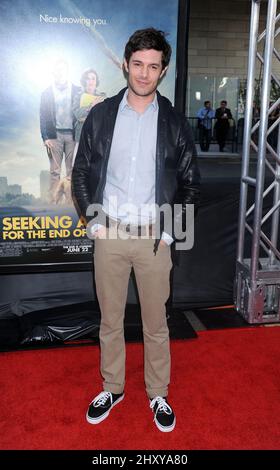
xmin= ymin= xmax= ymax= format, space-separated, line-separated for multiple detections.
xmin=103 ymin=90 xmax=158 ymax=225
xmin=96 ymin=90 xmax=173 ymax=244
xmin=196 ymin=106 xmax=215 ymax=130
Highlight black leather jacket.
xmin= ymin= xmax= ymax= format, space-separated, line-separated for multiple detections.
xmin=72 ymin=88 xmax=200 ymax=248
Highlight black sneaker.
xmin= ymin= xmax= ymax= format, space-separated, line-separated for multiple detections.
xmin=86 ymin=391 xmax=124 ymax=424
xmin=150 ymin=396 xmax=176 ymax=432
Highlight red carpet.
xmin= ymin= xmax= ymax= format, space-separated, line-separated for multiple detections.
xmin=1 ymin=326 xmax=280 ymax=450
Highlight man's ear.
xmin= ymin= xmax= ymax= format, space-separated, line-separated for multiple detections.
xmin=160 ymin=66 xmax=168 ymax=79
xmin=123 ymin=59 xmax=129 ymax=73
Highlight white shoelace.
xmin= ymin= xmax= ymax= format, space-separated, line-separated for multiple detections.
xmin=150 ymin=396 xmax=172 ymax=415
xmin=92 ymin=391 xmax=112 ymax=407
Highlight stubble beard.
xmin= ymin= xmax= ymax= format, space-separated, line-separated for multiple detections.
xmin=128 ymin=77 xmax=158 ymax=98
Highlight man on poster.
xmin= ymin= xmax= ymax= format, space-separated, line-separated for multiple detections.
xmin=72 ymin=28 xmax=200 ymax=432
xmin=40 ymin=59 xmax=80 ymax=204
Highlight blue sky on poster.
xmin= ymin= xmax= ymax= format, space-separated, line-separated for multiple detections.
xmin=0 ymin=0 xmax=178 ymax=197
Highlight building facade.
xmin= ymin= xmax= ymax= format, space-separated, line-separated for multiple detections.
xmin=187 ymin=0 xmax=279 ymax=119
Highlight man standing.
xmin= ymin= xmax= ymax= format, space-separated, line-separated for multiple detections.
xmin=40 ymin=60 xmax=80 ymax=203
xmin=214 ymin=100 xmax=233 ymax=152
xmin=197 ymin=100 xmax=215 ymax=152
xmin=72 ymin=28 xmax=200 ymax=432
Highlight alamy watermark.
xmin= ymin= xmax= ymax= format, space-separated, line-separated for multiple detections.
xmin=85 ymin=198 xmax=194 ymax=251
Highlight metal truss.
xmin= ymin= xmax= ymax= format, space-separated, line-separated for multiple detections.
xmin=235 ymin=0 xmax=280 ymax=323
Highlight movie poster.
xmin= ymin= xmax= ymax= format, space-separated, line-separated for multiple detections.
xmin=0 ymin=0 xmax=178 ymax=272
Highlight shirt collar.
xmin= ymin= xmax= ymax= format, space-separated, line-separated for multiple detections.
xmin=119 ymin=89 xmax=158 ymax=113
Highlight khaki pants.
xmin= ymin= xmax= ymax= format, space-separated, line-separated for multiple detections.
xmin=47 ymin=131 xmax=75 ymax=202
xmin=94 ymin=233 xmax=172 ymax=399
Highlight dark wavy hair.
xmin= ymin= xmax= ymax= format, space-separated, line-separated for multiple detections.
xmin=80 ymin=68 xmax=100 ymax=89
xmin=124 ymin=28 xmax=172 ymax=69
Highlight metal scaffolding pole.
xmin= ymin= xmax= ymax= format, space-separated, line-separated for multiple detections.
xmin=235 ymin=0 xmax=280 ymax=323
xmin=237 ymin=0 xmax=260 ymax=265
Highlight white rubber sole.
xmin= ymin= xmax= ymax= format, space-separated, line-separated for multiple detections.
xmin=154 ymin=416 xmax=176 ymax=433
xmin=86 ymin=394 xmax=124 ymax=425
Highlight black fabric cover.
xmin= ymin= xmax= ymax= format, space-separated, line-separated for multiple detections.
xmin=173 ymin=179 xmax=240 ymax=307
